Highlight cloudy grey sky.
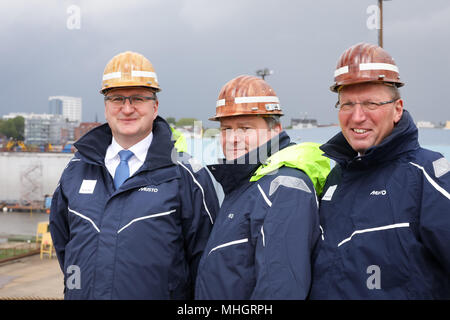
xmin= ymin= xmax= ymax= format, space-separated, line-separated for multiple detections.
xmin=1 ymin=0 xmax=450 ymax=127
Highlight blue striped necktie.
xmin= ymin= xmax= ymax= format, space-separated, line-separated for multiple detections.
xmin=114 ymin=150 xmax=134 ymax=189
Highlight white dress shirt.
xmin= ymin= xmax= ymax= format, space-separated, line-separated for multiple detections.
xmin=104 ymin=132 xmax=153 ymax=179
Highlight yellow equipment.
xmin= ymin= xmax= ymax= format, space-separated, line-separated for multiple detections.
xmin=36 ymin=221 xmax=49 ymax=243
xmin=40 ymin=232 xmax=54 ymax=259
xmin=5 ymin=140 xmax=26 ymax=151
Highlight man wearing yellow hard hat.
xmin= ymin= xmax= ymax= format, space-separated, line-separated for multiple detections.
xmin=50 ymin=51 xmax=219 ymax=299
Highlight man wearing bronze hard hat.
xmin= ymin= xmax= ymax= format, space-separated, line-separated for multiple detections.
xmin=195 ymin=75 xmax=330 ymax=299
xmin=50 ymin=51 xmax=219 ymax=299
xmin=310 ymin=43 xmax=450 ymax=299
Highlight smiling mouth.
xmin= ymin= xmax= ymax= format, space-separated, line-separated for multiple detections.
xmin=352 ymin=128 xmax=369 ymax=134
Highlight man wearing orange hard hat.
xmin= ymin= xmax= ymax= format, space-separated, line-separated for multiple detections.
xmin=310 ymin=43 xmax=450 ymax=299
xmin=50 ymin=51 xmax=219 ymax=299
xmin=195 ymin=75 xmax=330 ymax=299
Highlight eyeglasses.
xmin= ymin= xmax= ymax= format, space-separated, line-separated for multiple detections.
xmin=335 ymin=98 xmax=398 ymax=112
xmin=104 ymin=95 xmax=156 ymax=106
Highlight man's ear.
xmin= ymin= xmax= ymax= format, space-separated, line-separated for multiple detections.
xmin=104 ymin=102 xmax=108 ymax=122
xmin=153 ymin=100 xmax=159 ymax=120
xmin=272 ymin=123 xmax=282 ymax=134
xmin=394 ymin=99 xmax=404 ymax=124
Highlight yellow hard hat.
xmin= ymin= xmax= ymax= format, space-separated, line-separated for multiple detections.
xmin=100 ymin=51 xmax=161 ymax=94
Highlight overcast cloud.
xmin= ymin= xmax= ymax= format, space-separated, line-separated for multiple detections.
xmin=1 ymin=0 xmax=449 ymax=127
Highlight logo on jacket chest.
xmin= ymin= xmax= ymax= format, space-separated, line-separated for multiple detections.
xmin=138 ymin=186 xmax=159 ymax=193
xmin=369 ymin=189 xmax=387 ymax=196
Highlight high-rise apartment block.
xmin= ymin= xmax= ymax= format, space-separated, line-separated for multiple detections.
xmin=48 ymin=96 xmax=82 ymax=123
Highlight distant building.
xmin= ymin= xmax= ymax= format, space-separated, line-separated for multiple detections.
xmin=22 ymin=113 xmax=66 ymax=145
xmin=416 ymin=121 xmax=435 ymax=128
xmin=445 ymin=121 xmax=450 ymax=130
xmin=3 ymin=112 xmax=81 ymax=145
xmin=49 ymin=98 xmax=63 ymax=115
xmin=74 ymin=122 xmax=102 ymax=141
xmin=48 ymin=96 xmax=82 ymax=123
xmin=291 ymin=118 xmax=318 ymax=129
xmin=62 ymin=120 xmax=79 ymax=143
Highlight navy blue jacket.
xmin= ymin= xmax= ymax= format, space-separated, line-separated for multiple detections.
xmin=50 ymin=116 xmax=219 ymax=299
xmin=310 ymin=110 xmax=450 ymax=299
xmin=195 ymin=132 xmax=321 ymax=299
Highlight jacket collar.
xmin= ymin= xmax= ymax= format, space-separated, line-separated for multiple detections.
xmin=208 ymin=131 xmax=292 ymax=194
xmin=320 ymin=109 xmax=420 ymax=169
xmin=74 ymin=116 xmax=177 ymax=171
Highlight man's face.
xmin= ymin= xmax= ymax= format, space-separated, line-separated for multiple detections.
xmin=104 ymin=87 xmax=158 ymax=148
xmin=338 ymin=82 xmax=403 ymax=155
xmin=219 ymin=115 xmax=281 ymax=160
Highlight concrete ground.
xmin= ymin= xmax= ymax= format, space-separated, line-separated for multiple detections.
xmin=0 ymin=210 xmax=63 ymax=299
xmin=0 ymin=253 xmax=64 ymax=299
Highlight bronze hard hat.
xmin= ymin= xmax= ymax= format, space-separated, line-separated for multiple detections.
xmin=210 ymin=75 xmax=283 ymax=121
xmin=330 ymin=42 xmax=404 ymax=92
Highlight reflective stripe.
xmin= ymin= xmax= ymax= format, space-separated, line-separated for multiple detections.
xmin=337 ymin=223 xmax=410 ymax=247
xmin=65 ymin=157 xmax=81 ymax=169
xmin=68 ymin=207 xmax=100 ymax=233
xmin=261 ymin=226 xmax=265 ymax=247
xmin=269 ymin=176 xmax=311 ymax=196
xmin=410 ymin=162 xmax=450 ymax=200
xmin=334 ymin=66 xmax=349 ymax=77
xmin=102 ymin=72 xmax=121 ymax=80
xmin=188 ymin=157 xmax=203 ymax=173
xmin=117 ymin=209 xmax=175 ymax=233
xmin=208 ymin=238 xmax=248 ymax=255
xmin=359 ymin=62 xmax=399 ymax=73
xmin=319 ymin=225 xmax=324 ymax=240
xmin=177 ymin=161 xmax=214 ymax=224
xmin=216 ymin=99 xmax=225 ymax=107
xmin=131 ymin=70 xmax=157 ymax=81
xmin=257 ymin=184 xmax=272 ymax=207
xmin=217 ymin=96 xmax=280 ymax=106
xmin=103 ymin=71 xmax=158 ymax=81
xmin=432 ymin=157 xmax=450 ymax=179
xmin=322 ymin=185 xmax=337 ymax=201
xmin=235 ymin=96 xmax=279 ymax=104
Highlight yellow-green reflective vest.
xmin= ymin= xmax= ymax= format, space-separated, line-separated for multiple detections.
xmin=170 ymin=127 xmax=188 ymax=153
xmin=250 ymin=142 xmax=331 ymax=196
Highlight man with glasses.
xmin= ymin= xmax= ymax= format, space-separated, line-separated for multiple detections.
xmin=50 ymin=51 xmax=219 ymax=299
xmin=310 ymin=43 xmax=450 ymax=299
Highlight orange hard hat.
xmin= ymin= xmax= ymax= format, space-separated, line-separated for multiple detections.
xmin=330 ymin=42 xmax=404 ymax=92
xmin=100 ymin=51 xmax=161 ymax=94
xmin=210 ymin=75 xmax=283 ymax=121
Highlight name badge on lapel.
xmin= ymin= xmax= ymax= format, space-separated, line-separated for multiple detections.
xmin=79 ymin=180 xmax=97 ymax=194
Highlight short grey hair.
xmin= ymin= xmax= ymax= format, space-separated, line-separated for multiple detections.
xmin=262 ymin=115 xmax=281 ymax=129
